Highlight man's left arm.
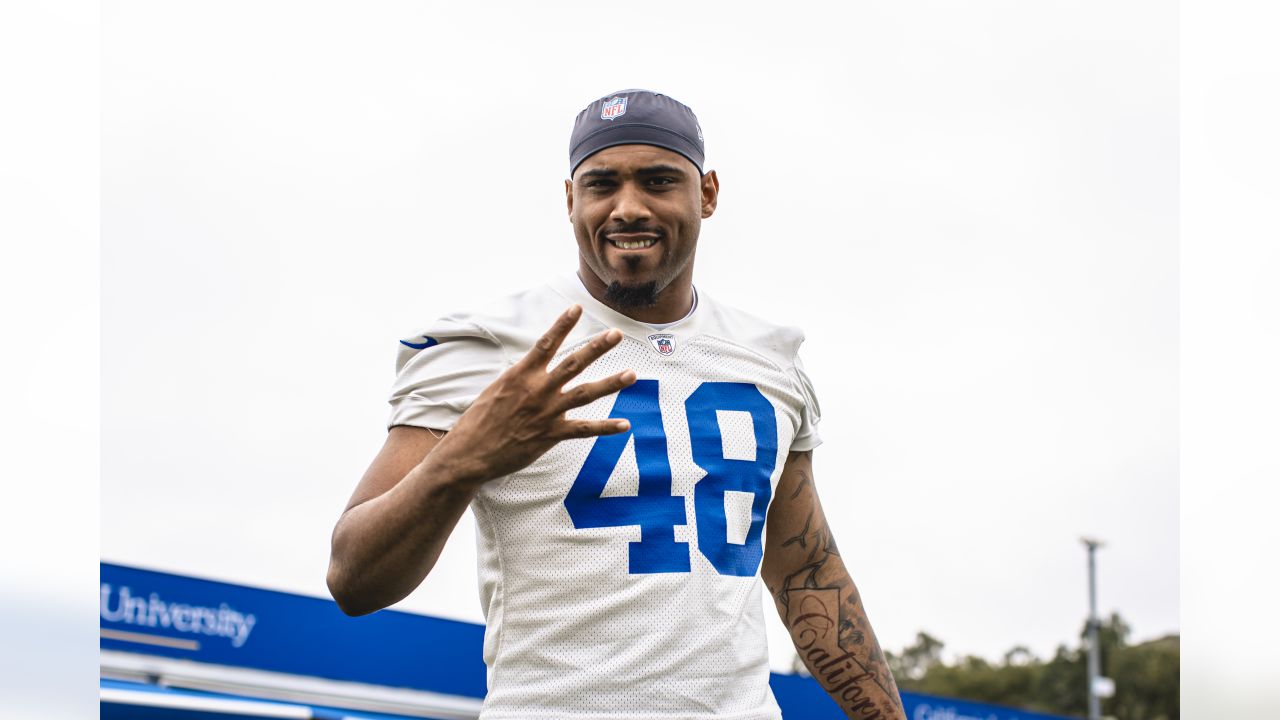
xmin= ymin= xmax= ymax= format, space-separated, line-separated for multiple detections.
xmin=761 ymin=450 xmax=907 ymax=720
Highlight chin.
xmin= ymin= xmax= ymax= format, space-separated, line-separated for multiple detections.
xmin=604 ymin=279 xmax=660 ymax=308
xmin=600 ymin=257 xmax=660 ymax=286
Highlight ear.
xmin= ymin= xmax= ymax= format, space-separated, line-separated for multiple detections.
xmin=565 ymin=179 xmax=574 ymax=221
xmin=700 ymin=170 xmax=719 ymax=219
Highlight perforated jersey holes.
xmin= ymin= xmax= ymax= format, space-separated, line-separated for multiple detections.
xmin=474 ymin=333 xmax=798 ymax=717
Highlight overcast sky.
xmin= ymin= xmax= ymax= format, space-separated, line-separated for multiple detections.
xmin=101 ymin=0 xmax=1177 ymax=670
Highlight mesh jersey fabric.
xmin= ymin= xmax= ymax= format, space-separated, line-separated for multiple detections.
xmin=387 ymin=275 xmax=822 ymax=720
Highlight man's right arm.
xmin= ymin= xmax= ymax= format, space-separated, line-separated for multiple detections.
xmin=326 ymin=425 xmax=475 ymax=616
xmin=326 ymin=305 xmax=635 ymax=616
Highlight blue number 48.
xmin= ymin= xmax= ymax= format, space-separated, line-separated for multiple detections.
xmin=563 ymin=380 xmax=778 ymax=577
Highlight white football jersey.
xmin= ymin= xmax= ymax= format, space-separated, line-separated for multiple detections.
xmin=388 ymin=274 xmax=822 ymax=720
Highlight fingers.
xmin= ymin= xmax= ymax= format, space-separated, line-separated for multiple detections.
xmin=548 ymin=327 xmax=624 ymax=386
xmin=525 ymin=305 xmax=583 ymax=368
xmin=557 ymin=370 xmax=638 ymax=412
xmin=550 ymin=418 xmax=632 ymax=441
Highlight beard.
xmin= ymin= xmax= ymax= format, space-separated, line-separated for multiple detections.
xmin=604 ymin=279 xmax=660 ymax=308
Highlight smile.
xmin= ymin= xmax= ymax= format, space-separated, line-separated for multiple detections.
xmin=605 ymin=233 xmax=660 ymax=250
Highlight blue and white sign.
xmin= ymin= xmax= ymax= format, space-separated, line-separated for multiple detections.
xmin=769 ymin=672 xmax=1076 ymax=720
xmin=100 ymin=562 xmax=488 ymax=699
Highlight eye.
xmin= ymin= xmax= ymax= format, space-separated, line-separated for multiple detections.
xmin=646 ymin=177 xmax=676 ymax=187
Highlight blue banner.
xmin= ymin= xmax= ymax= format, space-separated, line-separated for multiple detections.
xmin=100 ymin=562 xmax=487 ymax=698
xmin=770 ymin=672 xmax=1076 ymax=720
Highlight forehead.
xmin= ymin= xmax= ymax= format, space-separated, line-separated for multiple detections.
xmin=574 ymin=144 xmax=697 ymax=178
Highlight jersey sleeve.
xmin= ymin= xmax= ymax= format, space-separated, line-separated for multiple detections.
xmin=789 ymin=352 xmax=823 ymax=452
xmin=386 ymin=316 xmax=510 ymax=431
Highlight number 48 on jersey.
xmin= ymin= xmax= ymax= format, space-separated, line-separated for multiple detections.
xmin=564 ymin=380 xmax=778 ymax=577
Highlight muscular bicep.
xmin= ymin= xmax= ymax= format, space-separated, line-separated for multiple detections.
xmin=342 ymin=425 xmax=447 ymax=513
xmin=761 ymin=450 xmax=836 ymax=594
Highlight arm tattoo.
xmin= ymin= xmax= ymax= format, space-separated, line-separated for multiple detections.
xmin=773 ymin=467 xmax=903 ymax=720
xmin=789 ymin=465 xmax=814 ymax=499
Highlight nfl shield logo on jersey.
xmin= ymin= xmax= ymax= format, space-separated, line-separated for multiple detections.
xmin=647 ymin=333 xmax=676 ymax=356
xmin=600 ymin=96 xmax=627 ymax=121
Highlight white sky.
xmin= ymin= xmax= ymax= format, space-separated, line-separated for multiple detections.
xmin=101 ymin=0 xmax=1177 ymax=670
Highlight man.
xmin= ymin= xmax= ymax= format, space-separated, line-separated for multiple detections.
xmin=327 ymin=90 xmax=905 ymax=720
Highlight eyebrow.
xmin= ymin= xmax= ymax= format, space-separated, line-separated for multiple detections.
xmin=577 ymin=164 xmax=690 ymax=181
xmin=635 ymin=164 xmax=690 ymax=177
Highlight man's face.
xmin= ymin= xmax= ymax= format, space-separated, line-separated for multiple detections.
xmin=566 ymin=144 xmax=719 ymax=307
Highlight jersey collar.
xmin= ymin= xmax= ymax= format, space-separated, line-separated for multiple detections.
xmin=549 ymin=273 xmax=708 ymax=341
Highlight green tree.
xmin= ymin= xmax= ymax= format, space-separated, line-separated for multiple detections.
xmin=1035 ymin=642 xmax=1086 ymax=716
xmin=1109 ymin=635 xmax=1180 ymax=720
xmin=877 ymin=614 xmax=1177 ymax=720
xmin=887 ymin=631 xmax=945 ymax=681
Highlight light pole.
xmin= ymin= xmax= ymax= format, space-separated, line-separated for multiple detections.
xmin=1081 ymin=537 xmax=1104 ymax=720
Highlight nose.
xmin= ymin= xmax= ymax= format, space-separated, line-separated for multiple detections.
xmin=609 ymin=181 xmax=652 ymax=225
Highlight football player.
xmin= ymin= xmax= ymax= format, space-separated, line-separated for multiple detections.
xmin=327 ymin=90 xmax=906 ymax=720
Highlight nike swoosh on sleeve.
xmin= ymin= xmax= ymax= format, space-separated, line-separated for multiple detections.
xmin=399 ymin=335 xmax=440 ymax=350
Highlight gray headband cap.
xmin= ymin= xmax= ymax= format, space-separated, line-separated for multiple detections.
xmin=569 ymin=89 xmax=705 ymax=177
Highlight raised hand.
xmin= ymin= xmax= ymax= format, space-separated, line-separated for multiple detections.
xmin=431 ymin=305 xmax=637 ymax=484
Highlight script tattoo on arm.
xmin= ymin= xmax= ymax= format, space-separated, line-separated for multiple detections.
xmin=762 ymin=451 xmax=906 ymax=720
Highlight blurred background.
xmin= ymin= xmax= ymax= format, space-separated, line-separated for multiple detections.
xmin=38 ymin=0 xmax=1188 ymax=718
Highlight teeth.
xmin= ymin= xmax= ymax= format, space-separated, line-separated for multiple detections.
xmin=612 ymin=238 xmax=657 ymax=250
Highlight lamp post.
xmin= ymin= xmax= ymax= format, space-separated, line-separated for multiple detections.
xmin=1081 ymin=537 xmax=1104 ymax=720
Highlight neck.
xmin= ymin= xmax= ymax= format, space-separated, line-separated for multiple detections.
xmin=576 ymin=262 xmax=696 ymax=324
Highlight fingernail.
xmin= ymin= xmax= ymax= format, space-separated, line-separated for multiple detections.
xmin=616 ymin=420 xmax=631 ymax=431
xmin=607 ymin=328 xmax=622 ymax=341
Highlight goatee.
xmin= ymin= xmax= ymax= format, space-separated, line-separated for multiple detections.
xmin=604 ymin=280 xmax=659 ymax=308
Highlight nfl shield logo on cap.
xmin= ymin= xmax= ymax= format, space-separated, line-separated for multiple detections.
xmin=600 ymin=96 xmax=627 ymax=121
xmin=647 ymin=333 xmax=675 ymax=356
